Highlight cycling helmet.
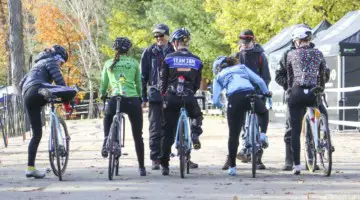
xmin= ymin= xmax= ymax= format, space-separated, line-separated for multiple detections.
xmin=212 ymin=56 xmax=227 ymax=75
xmin=291 ymin=26 xmax=312 ymax=41
xmin=170 ymin=27 xmax=191 ymax=43
xmin=52 ymin=45 xmax=68 ymax=62
xmin=113 ymin=37 xmax=132 ymax=53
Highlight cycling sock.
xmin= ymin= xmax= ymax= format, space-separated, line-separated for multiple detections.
xmin=294 ymin=164 xmax=301 ymax=171
xmin=27 ymin=166 xmax=36 ymax=171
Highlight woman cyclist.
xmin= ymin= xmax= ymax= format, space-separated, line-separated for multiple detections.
xmin=20 ymin=45 xmax=76 ymax=179
xmin=100 ymin=37 xmax=146 ymax=176
xmin=286 ymin=26 xmax=326 ymax=175
xmin=212 ymin=55 xmax=270 ymax=176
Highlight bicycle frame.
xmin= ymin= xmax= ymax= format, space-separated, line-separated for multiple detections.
xmin=245 ymin=101 xmax=260 ymax=150
xmin=48 ymin=102 xmax=65 ymax=152
xmin=304 ymin=107 xmax=321 ymax=150
xmin=175 ymin=107 xmax=192 ymax=151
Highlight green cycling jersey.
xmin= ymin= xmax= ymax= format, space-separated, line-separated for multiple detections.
xmin=100 ymin=56 xmax=142 ymax=98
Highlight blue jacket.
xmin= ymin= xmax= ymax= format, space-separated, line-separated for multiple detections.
xmin=212 ymin=64 xmax=269 ymax=108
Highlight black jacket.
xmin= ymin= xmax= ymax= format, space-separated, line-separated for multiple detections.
xmin=159 ymin=49 xmax=203 ymax=95
xmin=20 ymin=51 xmax=66 ymax=95
xmin=275 ymin=43 xmax=297 ymax=91
xmin=141 ymin=43 xmax=175 ymax=102
xmin=235 ymin=44 xmax=271 ymax=85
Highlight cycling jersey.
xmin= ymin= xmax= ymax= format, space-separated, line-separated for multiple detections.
xmin=159 ymin=49 xmax=202 ymax=95
xmin=100 ymin=56 xmax=142 ymax=97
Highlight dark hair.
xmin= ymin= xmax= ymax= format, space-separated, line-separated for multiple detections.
xmin=109 ymin=37 xmax=132 ymax=71
xmin=217 ymin=56 xmax=239 ymax=72
xmin=109 ymin=51 xmax=121 ymax=72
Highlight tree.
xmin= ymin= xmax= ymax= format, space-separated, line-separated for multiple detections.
xmin=8 ymin=0 xmax=25 ymax=92
xmin=0 ymin=0 xmax=10 ymax=85
xmin=204 ymin=0 xmax=360 ymax=52
xmin=58 ymin=0 xmax=108 ymax=119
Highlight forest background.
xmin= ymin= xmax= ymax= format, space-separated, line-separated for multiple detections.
xmin=1 ymin=0 xmax=359 ymax=107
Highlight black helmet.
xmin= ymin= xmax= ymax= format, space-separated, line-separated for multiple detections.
xmin=113 ymin=37 xmax=132 ymax=53
xmin=170 ymin=27 xmax=191 ymax=43
xmin=52 ymin=45 xmax=68 ymax=62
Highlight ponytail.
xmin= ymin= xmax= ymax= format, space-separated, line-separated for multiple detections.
xmin=109 ymin=51 xmax=121 ymax=72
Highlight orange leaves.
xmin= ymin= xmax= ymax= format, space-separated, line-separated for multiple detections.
xmin=34 ymin=4 xmax=82 ymax=48
xmin=31 ymin=1 xmax=83 ymax=87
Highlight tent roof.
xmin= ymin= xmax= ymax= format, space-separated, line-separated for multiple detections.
xmin=263 ymin=24 xmax=299 ymax=55
xmin=268 ymin=20 xmax=332 ymax=62
xmin=314 ymin=10 xmax=360 ymax=56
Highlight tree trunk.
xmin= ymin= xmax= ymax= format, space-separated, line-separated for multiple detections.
xmin=200 ymin=78 xmax=208 ymax=91
xmin=8 ymin=0 xmax=24 ymax=92
xmin=87 ymin=77 xmax=94 ymax=119
xmin=0 ymin=0 xmax=11 ymax=85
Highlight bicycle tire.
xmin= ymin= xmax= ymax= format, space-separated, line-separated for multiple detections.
xmin=179 ymin=119 xmax=186 ymax=178
xmin=49 ymin=118 xmax=70 ymax=177
xmin=1 ymin=119 xmax=8 ymax=148
xmin=108 ymin=122 xmax=118 ymax=180
xmin=250 ymin=114 xmax=256 ymax=178
xmin=304 ymin=118 xmax=317 ymax=172
xmin=319 ymin=115 xmax=332 ymax=176
xmin=116 ymin=117 xmax=123 ymax=176
xmin=53 ymin=118 xmax=62 ymax=181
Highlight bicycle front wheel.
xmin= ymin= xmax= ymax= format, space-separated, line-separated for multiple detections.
xmin=319 ymin=115 xmax=332 ymax=176
xmin=178 ymin=118 xmax=186 ymax=179
xmin=49 ymin=118 xmax=70 ymax=180
xmin=250 ymin=114 xmax=257 ymax=178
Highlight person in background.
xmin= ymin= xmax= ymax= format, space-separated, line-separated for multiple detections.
xmin=141 ymin=24 xmax=198 ymax=170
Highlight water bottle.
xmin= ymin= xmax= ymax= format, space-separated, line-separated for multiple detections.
xmin=177 ymin=76 xmax=185 ymax=93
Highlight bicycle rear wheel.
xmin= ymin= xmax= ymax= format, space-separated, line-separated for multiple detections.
xmin=1 ymin=119 xmax=8 ymax=148
xmin=179 ymin=119 xmax=186 ymax=178
xmin=304 ymin=118 xmax=317 ymax=172
xmin=250 ymin=114 xmax=257 ymax=178
xmin=108 ymin=122 xmax=118 ymax=180
xmin=319 ymin=115 xmax=332 ymax=176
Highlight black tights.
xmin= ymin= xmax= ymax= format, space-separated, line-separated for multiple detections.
xmin=103 ymin=96 xmax=144 ymax=168
xmin=24 ymin=85 xmax=47 ymax=167
xmin=227 ymin=91 xmax=268 ymax=167
xmin=288 ymin=86 xmax=317 ymax=166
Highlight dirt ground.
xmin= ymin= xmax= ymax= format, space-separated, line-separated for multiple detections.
xmin=0 ymin=116 xmax=359 ymax=200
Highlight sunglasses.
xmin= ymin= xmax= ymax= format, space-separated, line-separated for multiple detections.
xmin=154 ymin=34 xmax=165 ymax=38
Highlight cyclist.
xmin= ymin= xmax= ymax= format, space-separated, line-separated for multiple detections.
xmin=275 ymin=27 xmax=332 ymax=171
xmin=222 ymin=29 xmax=271 ymax=170
xmin=285 ymin=26 xmax=326 ymax=175
xmin=141 ymin=24 xmax=198 ymax=170
xmin=212 ymin=55 xmax=270 ymax=176
xmin=159 ymin=27 xmax=203 ymax=176
xmin=100 ymin=37 xmax=146 ymax=176
xmin=20 ymin=45 xmax=75 ymax=179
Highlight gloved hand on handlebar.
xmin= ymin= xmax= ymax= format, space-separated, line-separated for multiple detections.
xmin=100 ymin=93 xmax=108 ymax=101
xmin=264 ymin=91 xmax=272 ymax=97
xmin=63 ymin=101 xmax=73 ymax=113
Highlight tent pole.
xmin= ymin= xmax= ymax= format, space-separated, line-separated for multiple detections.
xmin=341 ymin=56 xmax=346 ymax=130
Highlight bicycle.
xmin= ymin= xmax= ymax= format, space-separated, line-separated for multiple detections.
xmin=173 ymin=77 xmax=195 ymax=179
xmin=0 ymin=112 xmax=8 ymax=148
xmin=302 ymin=86 xmax=332 ymax=176
xmin=38 ymin=86 xmax=76 ymax=181
xmin=102 ymin=96 xmax=126 ymax=180
xmin=242 ymin=93 xmax=272 ymax=178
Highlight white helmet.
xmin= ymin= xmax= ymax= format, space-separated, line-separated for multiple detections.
xmin=291 ymin=26 xmax=312 ymax=41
